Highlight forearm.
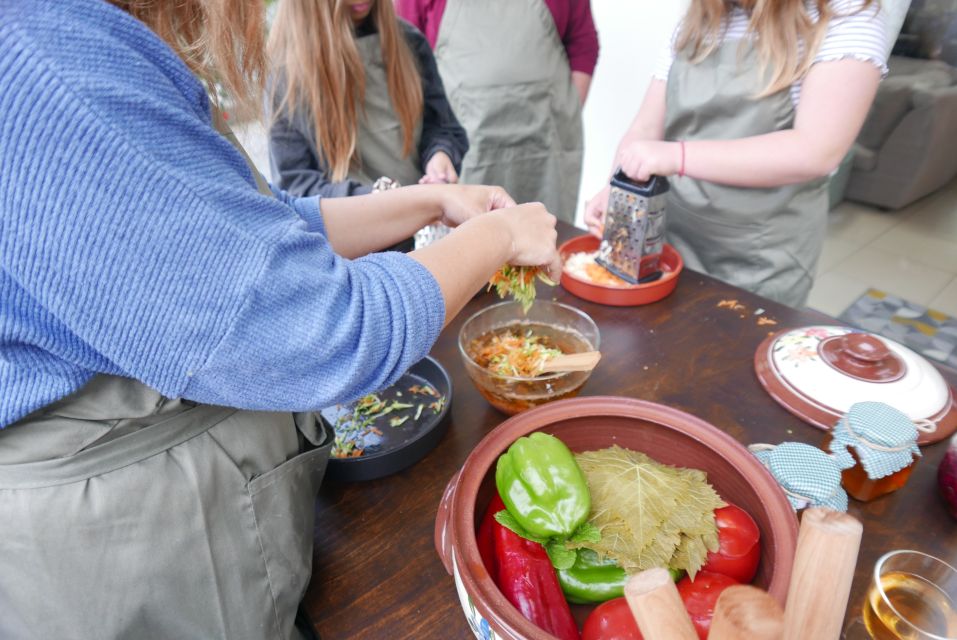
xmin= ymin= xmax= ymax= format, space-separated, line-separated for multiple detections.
xmin=320 ymin=185 xmax=441 ymax=258
xmin=622 ymin=79 xmax=667 ymax=143
xmin=682 ymin=131 xmax=844 ymax=187
xmin=571 ymin=71 xmax=592 ymax=105
xmin=410 ymin=214 xmax=510 ymax=325
xmin=680 ymin=60 xmax=880 ymax=188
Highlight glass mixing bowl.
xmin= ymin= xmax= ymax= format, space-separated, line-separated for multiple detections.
xmin=458 ymin=300 xmax=600 ymax=415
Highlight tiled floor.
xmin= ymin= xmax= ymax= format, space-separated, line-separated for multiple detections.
xmin=808 ymin=178 xmax=957 ymax=319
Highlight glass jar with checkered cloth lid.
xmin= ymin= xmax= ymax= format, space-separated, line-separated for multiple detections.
xmin=824 ymin=401 xmax=934 ymax=502
xmin=749 ymin=442 xmax=849 ymax=512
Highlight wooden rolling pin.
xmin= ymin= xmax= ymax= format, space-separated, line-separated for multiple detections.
xmin=539 ymin=351 xmax=602 ymax=374
xmin=624 ymin=568 xmax=698 ymax=640
xmin=709 ymin=585 xmax=784 ymax=640
xmin=782 ymin=508 xmax=864 ymax=640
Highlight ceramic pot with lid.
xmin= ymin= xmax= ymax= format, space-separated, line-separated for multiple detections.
xmin=754 ymin=326 xmax=957 ymax=445
xmin=434 ymin=397 xmax=798 ymax=640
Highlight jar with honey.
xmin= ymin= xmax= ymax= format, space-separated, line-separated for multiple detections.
xmin=824 ymin=401 xmax=924 ymax=502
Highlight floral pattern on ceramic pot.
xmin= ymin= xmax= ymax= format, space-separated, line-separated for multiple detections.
xmin=454 ymin=554 xmax=499 ymax=640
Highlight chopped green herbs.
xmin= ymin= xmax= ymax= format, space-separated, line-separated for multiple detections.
xmin=330 ymin=385 xmax=447 ymax=459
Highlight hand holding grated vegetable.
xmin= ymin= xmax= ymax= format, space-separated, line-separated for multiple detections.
xmin=488 ymin=265 xmax=556 ymax=313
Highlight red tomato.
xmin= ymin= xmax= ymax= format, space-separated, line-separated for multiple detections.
xmin=582 ymin=597 xmax=643 ymax=640
xmin=701 ymin=504 xmax=761 ymax=583
xmin=677 ymin=571 xmax=739 ymax=639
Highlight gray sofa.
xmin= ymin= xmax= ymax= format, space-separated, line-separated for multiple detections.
xmin=844 ymin=55 xmax=957 ymax=210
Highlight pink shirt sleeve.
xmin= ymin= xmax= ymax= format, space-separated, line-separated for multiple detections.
xmin=394 ymin=0 xmax=446 ymax=49
xmin=545 ymin=0 xmax=600 ymax=75
xmin=395 ymin=0 xmax=600 ymax=75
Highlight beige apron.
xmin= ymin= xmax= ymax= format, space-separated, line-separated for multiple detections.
xmin=433 ymin=0 xmax=583 ymax=223
xmin=349 ymin=32 xmax=424 ymax=188
xmin=664 ymin=42 xmax=828 ymax=308
xmin=0 ymin=114 xmax=332 ymax=640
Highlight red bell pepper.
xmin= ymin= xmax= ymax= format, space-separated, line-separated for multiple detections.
xmin=476 ymin=493 xmax=581 ymax=640
xmin=477 ymin=494 xmax=501 ymax=580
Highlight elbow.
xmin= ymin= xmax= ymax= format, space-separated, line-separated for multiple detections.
xmin=803 ymin=145 xmax=851 ymax=181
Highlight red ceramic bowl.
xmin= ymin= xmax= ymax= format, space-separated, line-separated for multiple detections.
xmin=435 ymin=397 xmax=798 ymax=640
xmin=560 ymin=234 xmax=683 ymax=306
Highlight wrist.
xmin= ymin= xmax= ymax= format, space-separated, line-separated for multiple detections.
xmin=407 ymin=183 xmax=446 ymax=225
xmin=465 ymin=211 xmax=513 ymax=266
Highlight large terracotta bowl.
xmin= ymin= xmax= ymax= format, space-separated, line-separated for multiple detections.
xmin=434 ymin=397 xmax=798 ymax=640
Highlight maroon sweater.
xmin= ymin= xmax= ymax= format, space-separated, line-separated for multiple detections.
xmin=395 ymin=0 xmax=599 ymax=75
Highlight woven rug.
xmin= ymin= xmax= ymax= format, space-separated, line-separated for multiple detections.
xmin=839 ymin=289 xmax=957 ymax=370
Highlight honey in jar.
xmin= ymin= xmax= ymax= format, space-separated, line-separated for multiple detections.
xmin=824 ymin=402 xmax=922 ymax=503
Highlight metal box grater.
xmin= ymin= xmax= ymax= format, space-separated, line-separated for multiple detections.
xmin=595 ymin=170 xmax=670 ymax=284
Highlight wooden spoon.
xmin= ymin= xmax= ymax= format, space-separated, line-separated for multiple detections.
xmin=538 ymin=351 xmax=602 ymax=374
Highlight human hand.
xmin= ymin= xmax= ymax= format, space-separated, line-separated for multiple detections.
xmin=437 ymin=184 xmax=516 ymax=227
xmin=419 ymin=151 xmax=459 ymax=184
xmin=584 ymin=185 xmax=610 ymax=238
xmin=616 ymin=139 xmax=681 ymax=182
xmin=493 ymin=203 xmax=562 ymax=282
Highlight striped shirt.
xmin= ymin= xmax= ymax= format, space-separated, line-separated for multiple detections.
xmin=654 ymin=0 xmax=888 ymax=106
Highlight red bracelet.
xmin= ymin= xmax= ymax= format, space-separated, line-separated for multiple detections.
xmin=678 ymin=140 xmax=686 ymax=178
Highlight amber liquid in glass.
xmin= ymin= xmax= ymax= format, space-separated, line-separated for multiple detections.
xmin=863 ymin=571 xmax=957 ymax=639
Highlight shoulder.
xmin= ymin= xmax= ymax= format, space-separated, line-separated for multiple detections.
xmin=397 ymin=17 xmax=431 ymax=50
xmin=1 ymin=0 xmax=208 ymax=119
xmin=397 ymin=17 xmax=437 ymax=66
xmin=812 ymin=0 xmax=887 ymax=73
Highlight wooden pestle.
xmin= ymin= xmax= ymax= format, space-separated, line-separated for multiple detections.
xmin=782 ymin=508 xmax=864 ymax=640
xmin=624 ymin=568 xmax=698 ymax=640
xmin=709 ymin=585 xmax=784 ymax=640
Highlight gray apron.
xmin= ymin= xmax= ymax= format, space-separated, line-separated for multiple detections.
xmin=350 ymin=32 xmax=423 ymax=188
xmin=0 ymin=114 xmax=332 ymax=640
xmin=664 ymin=42 xmax=828 ymax=307
xmin=434 ymin=0 xmax=583 ymax=223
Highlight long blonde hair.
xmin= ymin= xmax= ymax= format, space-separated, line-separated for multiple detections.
xmin=109 ymin=0 xmax=266 ymax=119
xmin=267 ymin=0 xmax=424 ymax=181
xmin=675 ymin=0 xmax=875 ymax=96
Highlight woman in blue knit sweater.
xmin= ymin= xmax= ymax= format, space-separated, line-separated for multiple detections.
xmin=0 ymin=1 xmax=559 ymax=637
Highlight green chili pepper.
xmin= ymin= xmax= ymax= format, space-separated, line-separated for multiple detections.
xmin=557 ymin=548 xmax=627 ymax=604
xmin=558 ymin=549 xmax=686 ymax=605
xmin=495 ymin=432 xmax=590 ymax=540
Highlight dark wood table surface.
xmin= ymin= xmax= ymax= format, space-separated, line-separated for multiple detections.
xmin=303 ymin=223 xmax=957 ymax=639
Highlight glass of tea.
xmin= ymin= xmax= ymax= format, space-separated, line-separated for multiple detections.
xmin=845 ymin=550 xmax=957 ymax=639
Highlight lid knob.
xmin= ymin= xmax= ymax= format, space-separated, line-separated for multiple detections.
xmin=842 ymin=334 xmax=890 ymax=363
xmin=819 ymin=333 xmax=905 ymax=383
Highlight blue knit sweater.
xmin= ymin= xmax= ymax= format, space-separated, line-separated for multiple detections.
xmin=0 ymin=0 xmax=445 ymax=428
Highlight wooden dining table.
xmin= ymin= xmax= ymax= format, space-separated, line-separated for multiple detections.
xmin=303 ymin=222 xmax=957 ymax=639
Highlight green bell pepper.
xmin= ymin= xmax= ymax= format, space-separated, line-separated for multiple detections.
xmin=495 ymin=432 xmax=590 ymax=539
xmin=557 ymin=548 xmax=627 ymax=604
xmin=558 ymin=549 xmax=686 ymax=605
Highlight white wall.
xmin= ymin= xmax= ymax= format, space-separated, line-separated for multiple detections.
xmin=574 ymin=0 xmax=690 ymax=228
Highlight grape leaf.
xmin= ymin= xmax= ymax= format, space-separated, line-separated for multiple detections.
xmin=570 ymin=446 xmax=724 ymax=576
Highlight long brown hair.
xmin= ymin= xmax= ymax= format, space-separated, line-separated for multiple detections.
xmin=268 ymin=0 xmax=424 ymax=181
xmin=109 ymin=0 xmax=267 ymax=119
xmin=675 ymin=0 xmax=876 ymax=96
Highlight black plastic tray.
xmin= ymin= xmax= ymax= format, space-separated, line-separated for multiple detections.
xmin=320 ymin=356 xmax=452 ymax=482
